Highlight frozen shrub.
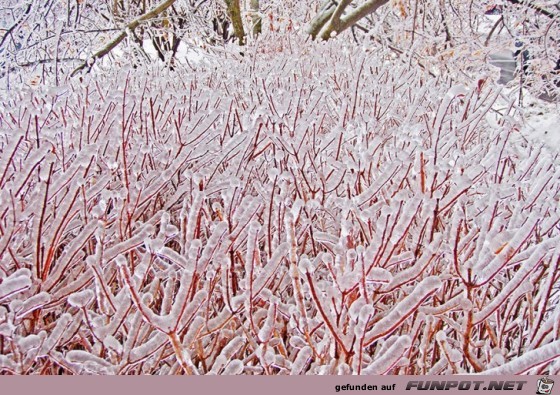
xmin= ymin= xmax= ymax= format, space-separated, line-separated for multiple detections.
xmin=0 ymin=35 xmax=559 ymax=375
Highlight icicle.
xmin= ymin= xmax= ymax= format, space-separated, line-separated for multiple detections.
xmin=0 ymin=269 xmax=32 ymax=302
xmin=481 ymin=339 xmax=560 ymax=374
xmin=290 ymin=346 xmax=312 ymax=375
xmin=362 ymin=335 xmax=411 ymax=374
xmin=14 ymin=292 xmax=51 ymax=319
xmin=258 ymin=302 xmax=277 ymax=342
xmin=366 ymin=276 xmax=441 ymax=344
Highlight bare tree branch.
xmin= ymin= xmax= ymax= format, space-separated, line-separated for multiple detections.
xmin=331 ymin=0 xmax=389 ymax=38
xmin=505 ymin=0 xmax=559 ymax=19
xmin=71 ymin=0 xmax=177 ymax=77
xmin=0 ymin=2 xmax=33 ymax=49
xmin=307 ymin=1 xmax=337 ymax=39
xmin=308 ymin=0 xmax=391 ymax=41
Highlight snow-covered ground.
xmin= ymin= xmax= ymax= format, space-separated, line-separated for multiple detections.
xmin=489 ymin=50 xmax=517 ymax=85
xmin=522 ymin=97 xmax=560 ymax=152
xmin=489 ymin=59 xmax=560 ymax=153
xmin=483 ymin=14 xmax=559 ymax=155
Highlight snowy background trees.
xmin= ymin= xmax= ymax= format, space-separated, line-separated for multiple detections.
xmin=0 ymin=0 xmax=559 ymax=375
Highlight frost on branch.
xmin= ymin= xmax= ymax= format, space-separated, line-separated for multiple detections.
xmin=0 ymin=34 xmax=559 ymax=375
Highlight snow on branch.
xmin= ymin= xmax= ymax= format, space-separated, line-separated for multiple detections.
xmin=0 ymin=34 xmax=559 ymax=375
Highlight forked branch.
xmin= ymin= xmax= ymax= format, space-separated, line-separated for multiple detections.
xmin=71 ymin=0 xmax=177 ymax=77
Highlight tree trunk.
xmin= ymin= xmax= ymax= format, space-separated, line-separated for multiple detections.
xmin=249 ymin=0 xmax=261 ymax=37
xmin=225 ymin=0 xmax=245 ymax=45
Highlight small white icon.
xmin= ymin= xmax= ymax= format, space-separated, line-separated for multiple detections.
xmin=537 ymin=377 xmax=554 ymax=395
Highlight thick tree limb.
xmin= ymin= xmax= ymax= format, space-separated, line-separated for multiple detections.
xmin=307 ymin=1 xmax=337 ymax=39
xmin=308 ymin=0 xmax=390 ymax=41
xmin=71 ymin=0 xmax=177 ymax=77
xmin=328 ymin=0 xmax=354 ymax=33
xmin=328 ymin=0 xmax=390 ymax=39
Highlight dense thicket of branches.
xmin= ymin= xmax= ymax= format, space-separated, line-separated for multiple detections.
xmin=1 ymin=0 xmax=559 ymax=91
xmin=0 ymin=0 xmax=559 ymax=376
xmin=1 ymin=37 xmax=559 ymax=374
